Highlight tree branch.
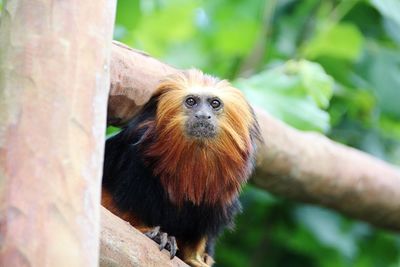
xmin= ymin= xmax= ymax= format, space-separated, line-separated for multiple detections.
xmin=252 ymin=109 xmax=400 ymax=230
xmin=107 ymin=41 xmax=400 ymax=231
xmin=100 ymin=207 xmax=188 ymax=267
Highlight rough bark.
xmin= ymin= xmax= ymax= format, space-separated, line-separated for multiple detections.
xmin=0 ymin=1 xmax=116 ymax=267
xmin=108 ymin=41 xmax=177 ymax=126
xmin=107 ymin=41 xmax=400 ymax=231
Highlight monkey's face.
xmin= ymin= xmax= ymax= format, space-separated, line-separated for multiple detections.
xmin=183 ymin=94 xmax=223 ymax=139
xmin=155 ymin=70 xmax=255 ymax=151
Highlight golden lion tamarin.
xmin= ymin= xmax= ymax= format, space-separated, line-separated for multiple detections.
xmin=102 ymin=69 xmax=260 ymax=267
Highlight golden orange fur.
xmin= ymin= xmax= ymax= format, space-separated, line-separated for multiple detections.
xmin=144 ymin=69 xmax=258 ymax=206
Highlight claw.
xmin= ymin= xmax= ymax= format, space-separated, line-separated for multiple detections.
xmin=144 ymin=226 xmax=160 ymax=239
xmin=144 ymin=226 xmax=178 ymax=259
xmin=167 ymin=236 xmax=178 ymax=259
xmin=159 ymin=232 xmax=168 ymax=250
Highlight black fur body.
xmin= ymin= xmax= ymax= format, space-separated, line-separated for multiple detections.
xmin=102 ymin=98 xmax=241 ymax=255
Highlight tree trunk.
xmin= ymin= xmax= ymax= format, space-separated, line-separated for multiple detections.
xmin=0 ymin=1 xmax=116 ymax=266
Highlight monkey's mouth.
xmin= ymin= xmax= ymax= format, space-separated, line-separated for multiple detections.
xmin=186 ymin=121 xmax=217 ymax=139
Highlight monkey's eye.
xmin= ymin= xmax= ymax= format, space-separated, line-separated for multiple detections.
xmin=185 ymin=97 xmax=196 ymax=107
xmin=210 ymin=99 xmax=221 ymax=109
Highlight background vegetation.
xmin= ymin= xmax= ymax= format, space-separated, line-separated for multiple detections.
xmin=113 ymin=0 xmax=400 ymax=266
xmin=1 ymin=0 xmax=397 ymax=266
xmin=0 ymin=0 xmax=392 ymax=267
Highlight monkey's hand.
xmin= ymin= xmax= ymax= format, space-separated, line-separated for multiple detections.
xmin=145 ymin=226 xmax=178 ymax=259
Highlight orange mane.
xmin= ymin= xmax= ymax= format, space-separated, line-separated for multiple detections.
xmin=144 ymin=69 xmax=258 ymax=206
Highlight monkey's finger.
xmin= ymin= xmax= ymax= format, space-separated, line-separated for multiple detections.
xmin=159 ymin=232 xmax=168 ymax=251
xmin=168 ymin=236 xmax=178 ymax=259
xmin=145 ymin=226 xmax=160 ymax=239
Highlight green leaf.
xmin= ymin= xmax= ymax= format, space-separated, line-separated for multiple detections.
xmin=130 ymin=1 xmax=198 ymax=56
xmin=115 ymin=0 xmax=140 ymax=30
xmin=294 ymin=206 xmax=359 ymax=258
xmin=383 ymin=17 xmax=400 ymax=44
xmin=235 ymin=60 xmax=334 ymax=132
xmin=370 ymin=0 xmax=400 ymax=27
xmin=380 ymin=116 xmax=400 ymax=140
xmin=303 ymin=23 xmax=363 ymax=61
xmin=106 ymin=126 xmax=121 ymax=138
xmin=288 ymin=60 xmax=334 ymax=108
xmin=205 ymin=1 xmax=262 ymax=57
xmin=366 ymin=45 xmax=400 ymax=118
xmin=213 ymin=20 xmax=259 ymax=56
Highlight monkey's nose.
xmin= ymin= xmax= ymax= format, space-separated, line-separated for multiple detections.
xmin=195 ymin=112 xmax=211 ymax=120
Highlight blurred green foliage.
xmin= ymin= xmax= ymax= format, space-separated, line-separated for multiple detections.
xmin=114 ymin=0 xmax=400 ymax=266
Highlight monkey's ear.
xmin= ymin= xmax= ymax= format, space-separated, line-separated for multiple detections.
xmin=115 ymin=95 xmax=158 ymax=145
xmin=138 ymin=95 xmax=160 ymax=118
xmin=130 ymin=122 xmax=155 ymax=147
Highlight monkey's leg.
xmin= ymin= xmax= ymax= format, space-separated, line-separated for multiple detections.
xmin=102 ymin=191 xmax=178 ymax=258
xmin=179 ymin=238 xmax=214 ymax=267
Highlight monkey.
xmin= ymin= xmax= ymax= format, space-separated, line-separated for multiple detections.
xmin=102 ymin=69 xmax=260 ymax=267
